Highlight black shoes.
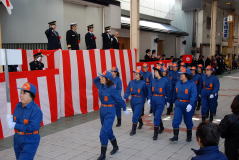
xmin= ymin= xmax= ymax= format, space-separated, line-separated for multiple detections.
xmin=110 ymin=139 xmax=119 ymax=155
xmin=130 ymin=123 xmax=137 ymax=136
xmin=138 ymin=118 xmax=143 ymax=129
xmin=153 ymin=126 xmax=159 ymax=140
xmin=170 ymin=129 xmax=179 ymax=142
xmin=186 ymin=129 xmax=192 ymax=142
xmin=166 ymin=104 xmax=173 ymax=115
xmin=116 ymin=118 xmax=121 ymax=127
xmin=158 ymin=120 xmax=164 ymax=134
xmin=97 ymin=146 xmax=107 ymax=160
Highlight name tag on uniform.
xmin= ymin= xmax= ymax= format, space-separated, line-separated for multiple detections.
xmin=72 ymin=35 xmax=75 ymax=36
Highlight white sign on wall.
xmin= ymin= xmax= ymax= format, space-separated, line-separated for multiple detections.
xmin=0 ymin=49 xmax=22 ymax=65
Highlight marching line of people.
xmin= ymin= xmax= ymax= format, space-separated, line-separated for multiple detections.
xmin=6 ymin=61 xmax=239 ymax=160
xmin=91 ymin=62 xmax=222 ymax=160
xmin=45 ymin=21 xmax=120 ymax=50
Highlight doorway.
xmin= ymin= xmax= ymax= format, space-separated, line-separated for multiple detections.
xmin=157 ymin=40 xmax=164 ymax=56
xmin=118 ymin=37 xmax=130 ymax=49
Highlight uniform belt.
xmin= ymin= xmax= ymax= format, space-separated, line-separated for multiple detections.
xmin=205 ymin=88 xmax=213 ymax=90
xmin=101 ymin=104 xmax=114 ymax=107
xmin=15 ymin=130 xmax=39 ymax=135
xmin=153 ymin=94 xmax=164 ymax=97
xmin=131 ymin=95 xmax=142 ymax=97
xmin=178 ymin=99 xmax=190 ymax=102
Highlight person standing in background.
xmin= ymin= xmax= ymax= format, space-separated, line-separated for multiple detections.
xmin=45 ymin=21 xmax=62 ymax=50
xmin=102 ymin=26 xmax=112 ymax=49
xmin=85 ymin=24 xmax=96 ymax=50
xmin=111 ymin=32 xmax=120 ymax=49
xmin=66 ymin=23 xmax=80 ymax=50
xmin=144 ymin=49 xmax=152 ymax=62
xmin=219 ymin=95 xmax=239 ymax=160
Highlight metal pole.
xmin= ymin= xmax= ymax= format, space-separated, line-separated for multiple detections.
xmin=4 ymin=49 xmax=11 ymax=114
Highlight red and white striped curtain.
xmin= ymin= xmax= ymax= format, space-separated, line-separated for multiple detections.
xmin=0 ymin=49 xmax=137 ymax=139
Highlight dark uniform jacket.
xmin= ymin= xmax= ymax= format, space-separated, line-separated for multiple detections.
xmin=45 ymin=28 xmax=62 ymax=50
xmin=29 ymin=61 xmax=44 ymax=71
xmin=85 ymin=32 xmax=96 ymax=50
xmin=219 ymin=113 xmax=239 ymax=160
xmin=111 ymin=36 xmax=119 ymax=49
xmin=102 ymin=32 xmax=112 ymax=49
xmin=66 ymin=30 xmax=80 ymax=50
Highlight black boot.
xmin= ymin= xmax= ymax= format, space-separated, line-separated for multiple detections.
xmin=158 ymin=120 xmax=164 ymax=134
xmin=130 ymin=123 xmax=137 ymax=136
xmin=138 ymin=118 xmax=143 ymax=129
xmin=166 ymin=104 xmax=173 ymax=115
xmin=110 ymin=139 xmax=119 ymax=155
xmin=196 ymin=99 xmax=201 ymax=111
xmin=209 ymin=114 xmax=213 ymax=122
xmin=202 ymin=116 xmax=206 ymax=122
xmin=186 ymin=129 xmax=192 ymax=142
xmin=97 ymin=146 xmax=107 ymax=160
xmin=116 ymin=118 xmax=121 ymax=127
xmin=169 ymin=129 xmax=179 ymax=142
xmin=153 ymin=126 xmax=159 ymax=140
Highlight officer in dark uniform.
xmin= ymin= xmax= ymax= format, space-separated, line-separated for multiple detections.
xmin=66 ymin=23 xmax=80 ymax=50
xmin=85 ymin=24 xmax=96 ymax=50
xmin=102 ymin=26 xmax=112 ymax=49
xmin=45 ymin=21 xmax=62 ymax=50
xmin=111 ymin=32 xmax=120 ymax=49
xmin=29 ymin=53 xmax=44 ymax=71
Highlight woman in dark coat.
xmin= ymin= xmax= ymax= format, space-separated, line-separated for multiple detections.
xmin=219 ymin=95 xmax=239 ymax=160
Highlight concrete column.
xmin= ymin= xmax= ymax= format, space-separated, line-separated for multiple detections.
xmin=0 ymin=22 xmax=3 ymax=73
xmin=130 ymin=0 xmax=140 ymax=62
xmin=209 ymin=0 xmax=218 ymax=56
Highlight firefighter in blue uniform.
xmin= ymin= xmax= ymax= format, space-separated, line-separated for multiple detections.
xmin=7 ymin=82 xmax=43 ymax=160
xmin=94 ymin=71 xmax=127 ymax=160
xmin=141 ymin=63 xmax=153 ymax=116
xmin=45 ymin=21 xmax=62 ymax=50
xmin=190 ymin=66 xmax=202 ymax=113
xmin=196 ymin=64 xmax=204 ymax=111
xmin=149 ymin=66 xmax=170 ymax=140
xmin=170 ymin=67 xmax=197 ymax=142
xmin=110 ymin=67 xmax=123 ymax=127
xmin=124 ymin=69 xmax=148 ymax=136
xmin=201 ymin=65 xmax=220 ymax=122
xmin=167 ymin=63 xmax=180 ymax=115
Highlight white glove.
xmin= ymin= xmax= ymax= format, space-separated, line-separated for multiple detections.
xmin=166 ymin=102 xmax=170 ymax=108
xmin=209 ymin=94 xmax=214 ymax=99
xmin=147 ymin=99 xmax=151 ymax=105
xmin=186 ymin=104 xmax=192 ymax=112
xmin=6 ymin=114 xmax=16 ymax=129
xmin=123 ymin=110 xmax=130 ymax=115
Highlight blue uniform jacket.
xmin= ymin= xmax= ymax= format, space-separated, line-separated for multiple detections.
xmin=168 ymin=70 xmax=179 ymax=86
xmin=201 ymin=75 xmax=220 ymax=96
xmin=192 ymin=74 xmax=202 ymax=96
xmin=94 ymin=77 xmax=126 ymax=111
xmin=124 ymin=80 xmax=148 ymax=104
xmin=191 ymin=146 xmax=228 ymax=160
xmin=13 ymin=101 xmax=43 ymax=133
xmin=148 ymin=77 xmax=170 ymax=105
xmin=111 ymin=76 xmax=122 ymax=95
xmin=141 ymin=71 xmax=153 ymax=86
xmin=175 ymin=80 xmax=197 ymax=106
